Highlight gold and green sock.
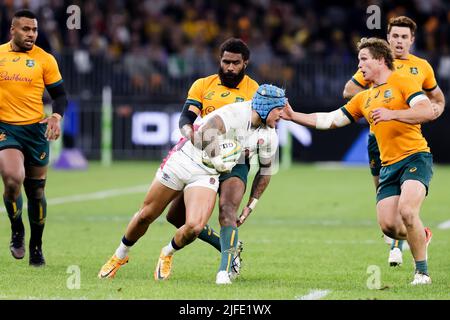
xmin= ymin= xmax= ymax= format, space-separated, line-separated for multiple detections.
xmin=198 ymin=224 xmax=221 ymax=252
xmin=218 ymin=226 xmax=238 ymax=272
xmin=390 ymin=239 xmax=404 ymax=251
xmin=3 ymin=193 xmax=24 ymax=234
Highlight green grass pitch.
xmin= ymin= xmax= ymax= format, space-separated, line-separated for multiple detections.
xmin=0 ymin=161 xmax=449 ymax=300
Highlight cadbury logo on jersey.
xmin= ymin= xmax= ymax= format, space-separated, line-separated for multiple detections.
xmin=0 ymin=71 xmax=32 ymax=84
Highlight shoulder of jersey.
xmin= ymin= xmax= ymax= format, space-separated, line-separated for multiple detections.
xmin=0 ymin=42 xmax=10 ymax=52
xmin=260 ymin=126 xmax=277 ymax=139
xmin=408 ymin=53 xmax=431 ymax=66
xmin=30 ymin=45 xmax=55 ymax=60
xmin=201 ymin=74 xmax=220 ymax=82
xmin=245 ymin=76 xmax=259 ymax=89
xmin=224 ymin=100 xmax=252 ymax=109
xmin=32 ymin=44 xmax=47 ymax=54
xmin=392 ymin=71 xmax=411 ymax=81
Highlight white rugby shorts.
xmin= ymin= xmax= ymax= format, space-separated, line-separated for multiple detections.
xmin=156 ymin=139 xmax=219 ymax=192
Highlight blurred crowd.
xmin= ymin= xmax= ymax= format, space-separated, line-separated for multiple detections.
xmin=1 ymin=0 xmax=449 ymax=94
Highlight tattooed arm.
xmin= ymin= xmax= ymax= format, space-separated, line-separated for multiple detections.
xmin=237 ymin=156 xmax=273 ymax=227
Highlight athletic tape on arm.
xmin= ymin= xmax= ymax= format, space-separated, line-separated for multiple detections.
xmin=409 ymin=94 xmax=429 ymax=107
xmin=315 ymin=109 xmax=351 ymax=130
xmin=248 ymin=198 xmax=258 ymax=210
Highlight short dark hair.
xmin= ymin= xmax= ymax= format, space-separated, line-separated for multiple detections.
xmin=13 ymin=10 xmax=37 ymax=20
xmin=220 ymin=38 xmax=250 ymax=61
xmin=387 ymin=16 xmax=417 ymax=36
xmin=357 ymin=37 xmax=395 ymax=71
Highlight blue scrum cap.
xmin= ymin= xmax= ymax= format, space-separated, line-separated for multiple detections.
xmin=251 ymin=84 xmax=286 ymax=123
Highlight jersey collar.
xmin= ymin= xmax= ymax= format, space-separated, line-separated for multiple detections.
xmin=396 ymin=53 xmax=411 ymax=61
xmin=8 ymin=40 xmax=35 ymax=53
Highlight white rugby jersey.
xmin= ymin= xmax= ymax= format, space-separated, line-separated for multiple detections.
xmin=203 ymin=101 xmax=279 ymax=166
xmin=182 ymin=101 xmax=278 ymax=170
xmin=245 ymin=126 xmax=278 ymax=161
xmin=201 ymin=101 xmax=253 ymax=141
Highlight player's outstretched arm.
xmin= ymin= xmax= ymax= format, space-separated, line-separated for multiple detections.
xmin=281 ymin=101 xmax=351 ymax=130
xmin=280 ymin=101 xmax=317 ymax=127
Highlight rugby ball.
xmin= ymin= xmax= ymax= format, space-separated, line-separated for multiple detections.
xmin=202 ymin=139 xmax=242 ymax=168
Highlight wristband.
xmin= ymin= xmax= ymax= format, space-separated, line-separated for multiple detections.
xmin=248 ymin=198 xmax=258 ymax=210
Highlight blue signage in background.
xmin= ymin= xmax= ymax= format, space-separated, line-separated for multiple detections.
xmin=343 ymin=127 xmax=370 ymax=165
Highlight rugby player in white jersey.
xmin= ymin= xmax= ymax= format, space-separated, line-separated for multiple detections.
xmin=98 ymin=84 xmax=286 ymax=284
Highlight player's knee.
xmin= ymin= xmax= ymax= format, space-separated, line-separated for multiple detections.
xmin=380 ymin=223 xmax=402 ymax=239
xmin=3 ymin=175 xmax=24 ymax=198
xmin=381 ymin=228 xmax=396 ymax=239
xmin=23 ymin=178 xmax=46 ymax=200
xmin=398 ymin=204 xmax=419 ymax=228
xmin=134 ymin=207 xmax=156 ymax=226
xmin=219 ymin=203 xmax=238 ymax=225
xmin=183 ymin=222 xmax=204 ymax=238
xmin=399 ymin=211 xmax=417 ymax=229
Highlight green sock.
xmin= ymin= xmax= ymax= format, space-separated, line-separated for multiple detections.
xmin=415 ymin=260 xmax=428 ymax=275
xmin=3 ymin=194 xmax=24 ymax=233
xmin=218 ymin=226 xmax=238 ymax=272
xmin=27 ymin=195 xmax=47 ymax=249
xmin=24 ymin=179 xmax=47 ymax=249
xmin=390 ymin=239 xmax=404 ymax=251
xmin=198 ymin=224 xmax=221 ymax=252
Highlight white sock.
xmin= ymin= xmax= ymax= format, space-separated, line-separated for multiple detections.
xmin=115 ymin=242 xmax=130 ymax=259
xmin=162 ymin=241 xmax=177 ymax=256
